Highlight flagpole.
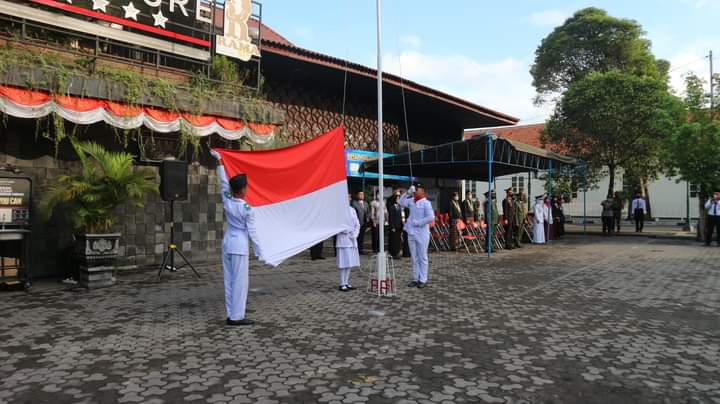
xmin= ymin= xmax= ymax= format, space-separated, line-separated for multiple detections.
xmin=375 ymin=0 xmax=387 ymax=295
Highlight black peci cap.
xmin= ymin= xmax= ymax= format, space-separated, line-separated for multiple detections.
xmin=229 ymin=174 xmax=247 ymax=194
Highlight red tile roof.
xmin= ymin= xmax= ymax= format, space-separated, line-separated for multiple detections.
xmin=464 ymin=123 xmax=545 ymax=147
xmin=249 ymin=20 xmax=293 ymax=47
xmin=464 ymin=123 xmax=572 ymax=155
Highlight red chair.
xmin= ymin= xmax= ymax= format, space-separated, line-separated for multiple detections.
xmin=456 ymin=219 xmax=481 ymax=255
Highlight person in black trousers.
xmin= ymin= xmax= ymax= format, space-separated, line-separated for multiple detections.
xmin=631 ymin=193 xmax=647 ymax=232
xmin=402 ymin=206 xmax=411 ymax=257
xmin=705 ymin=192 xmax=720 ymax=246
xmin=310 ymin=241 xmax=325 ymax=260
xmin=387 ymin=190 xmax=404 ymax=259
xmin=350 ymin=191 xmax=370 ymax=255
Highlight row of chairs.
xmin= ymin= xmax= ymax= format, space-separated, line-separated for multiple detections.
xmin=430 ymin=212 xmax=534 ymax=255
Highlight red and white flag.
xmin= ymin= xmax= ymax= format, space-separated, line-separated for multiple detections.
xmin=213 ymin=127 xmax=351 ymax=266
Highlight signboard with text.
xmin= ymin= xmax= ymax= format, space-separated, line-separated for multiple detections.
xmin=0 ymin=177 xmax=31 ymax=226
xmin=346 ymin=149 xmax=412 ymax=182
xmin=26 ymin=0 xmax=216 ymax=47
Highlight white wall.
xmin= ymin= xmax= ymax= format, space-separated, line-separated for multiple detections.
xmin=466 ymin=172 xmax=700 ymax=220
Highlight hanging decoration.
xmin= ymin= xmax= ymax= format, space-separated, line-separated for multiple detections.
xmin=0 ymin=86 xmax=276 ymax=143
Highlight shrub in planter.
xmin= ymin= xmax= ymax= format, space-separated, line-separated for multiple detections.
xmin=39 ymin=140 xmax=157 ymax=287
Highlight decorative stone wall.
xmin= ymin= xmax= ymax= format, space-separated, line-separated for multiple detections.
xmin=265 ymin=81 xmax=400 ymax=152
xmin=0 ymin=119 xmax=226 ymax=278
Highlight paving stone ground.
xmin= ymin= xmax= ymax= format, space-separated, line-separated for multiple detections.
xmin=1 ymin=236 xmax=719 ymax=404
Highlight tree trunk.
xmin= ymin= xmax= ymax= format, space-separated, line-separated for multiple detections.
xmin=607 ymin=165 xmax=615 ymax=197
xmin=697 ymin=191 xmax=706 ymax=242
xmin=641 ymin=177 xmax=652 ymax=220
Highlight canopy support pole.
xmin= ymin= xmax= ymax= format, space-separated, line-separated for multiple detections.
xmin=547 ymin=161 xmax=553 ymax=245
xmin=487 ymin=134 xmax=494 ymax=258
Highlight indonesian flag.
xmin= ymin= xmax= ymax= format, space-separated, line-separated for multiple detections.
xmin=213 ymin=127 xmax=351 ymax=266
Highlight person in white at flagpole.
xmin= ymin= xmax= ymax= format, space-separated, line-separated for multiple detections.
xmin=399 ymin=184 xmax=434 ymax=288
xmin=211 ymin=150 xmax=262 ymax=326
xmin=532 ymin=195 xmax=546 ymax=244
xmin=336 ymin=194 xmax=361 ymax=291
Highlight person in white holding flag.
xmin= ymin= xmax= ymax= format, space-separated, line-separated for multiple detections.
xmin=211 ymin=150 xmax=261 ymax=326
xmin=336 ymin=194 xmax=361 ymax=291
xmin=399 ymin=184 xmax=434 ymax=288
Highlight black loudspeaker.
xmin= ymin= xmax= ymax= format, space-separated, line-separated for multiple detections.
xmin=160 ymin=160 xmax=188 ymax=201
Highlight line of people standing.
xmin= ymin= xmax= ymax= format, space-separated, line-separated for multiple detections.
xmin=601 ymin=192 xmax=647 ymax=236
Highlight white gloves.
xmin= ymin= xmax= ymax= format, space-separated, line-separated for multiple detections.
xmin=407 ymin=185 xmax=416 ymax=195
xmin=210 ymin=150 xmax=221 ymax=160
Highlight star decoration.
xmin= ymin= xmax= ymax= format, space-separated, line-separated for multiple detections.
xmin=152 ymin=10 xmax=168 ymax=28
xmin=92 ymin=0 xmax=109 ymax=12
xmin=122 ymin=1 xmax=140 ymax=20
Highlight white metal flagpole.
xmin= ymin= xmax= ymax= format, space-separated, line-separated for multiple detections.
xmin=375 ymin=0 xmax=387 ymax=296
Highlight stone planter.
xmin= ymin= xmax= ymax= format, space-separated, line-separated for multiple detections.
xmin=74 ymin=233 xmax=120 ymax=288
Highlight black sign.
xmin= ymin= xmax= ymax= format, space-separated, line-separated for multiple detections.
xmin=0 ymin=177 xmax=31 ymax=226
xmin=28 ymin=0 xmax=218 ymax=47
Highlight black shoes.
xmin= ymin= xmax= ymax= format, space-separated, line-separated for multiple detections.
xmin=346 ymin=285 xmax=356 ymax=290
xmin=417 ymin=282 xmax=427 ymax=289
xmin=339 ymin=285 xmax=356 ymax=292
xmin=226 ymin=318 xmax=254 ymax=326
xmin=407 ymin=281 xmax=418 ymax=287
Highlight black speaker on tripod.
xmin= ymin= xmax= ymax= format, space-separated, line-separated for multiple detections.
xmin=160 ymin=160 xmax=188 ymax=201
xmin=157 ymin=160 xmax=200 ymax=280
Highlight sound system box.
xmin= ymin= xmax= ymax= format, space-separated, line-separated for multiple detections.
xmin=160 ymin=160 xmax=188 ymax=201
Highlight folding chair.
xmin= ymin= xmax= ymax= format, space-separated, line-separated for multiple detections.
xmin=456 ymin=219 xmax=481 ymax=255
xmin=429 ymin=220 xmax=443 ymax=252
xmin=468 ymin=219 xmax=486 ymax=253
xmin=523 ymin=222 xmax=534 ymax=243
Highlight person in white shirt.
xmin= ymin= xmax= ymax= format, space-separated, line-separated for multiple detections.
xmin=212 ymin=151 xmax=262 ymax=326
xmin=631 ymin=193 xmax=647 ymax=233
xmin=704 ymin=191 xmax=720 ymax=246
xmin=399 ymin=184 xmax=434 ymax=288
xmin=336 ymin=194 xmax=361 ymax=291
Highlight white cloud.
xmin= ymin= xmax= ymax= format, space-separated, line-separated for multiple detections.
xmin=528 ymin=10 xmax=568 ymax=28
xmin=383 ymin=50 xmax=553 ymax=124
xmin=399 ymin=34 xmax=422 ymax=49
xmin=666 ymin=40 xmax=716 ymax=97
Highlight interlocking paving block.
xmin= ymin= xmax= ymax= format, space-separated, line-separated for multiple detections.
xmin=0 ymin=237 xmax=719 ymax=403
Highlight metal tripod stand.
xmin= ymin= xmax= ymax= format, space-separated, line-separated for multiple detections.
xmin=157 ymin=200 xmax=201 ymax=280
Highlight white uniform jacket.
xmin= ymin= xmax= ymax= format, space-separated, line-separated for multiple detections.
xmin=533 ymin=202 xmax=546 ymax=223
xmin=399 ymin=194 xmax=434 ymax=238
xmin=218 ymin=166 xmax=261 ymax=256
xmin=336 ymin=207 xmax=361 ymax=248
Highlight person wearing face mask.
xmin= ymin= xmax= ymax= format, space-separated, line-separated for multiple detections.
xmin=462 ymin=191 xmax=476 ymax=223
xmin=705 ymin=191 xmax=720 ymax=246
xmin=387 ymin=190 xmax=404 ymax=259
xmin=400 ymin=184 xmax=434 ymax=288
xmin=370 ymin=193 xmax=382 ymax=253
xmin=449 ymin=191 xmax=463 ymax=251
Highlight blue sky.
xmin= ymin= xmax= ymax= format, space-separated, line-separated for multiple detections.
xmin=261 ymin=0 xmax=718 ymax=124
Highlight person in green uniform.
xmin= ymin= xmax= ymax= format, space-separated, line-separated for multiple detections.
xmin=513 ymin=192 xmax=527 ymax=247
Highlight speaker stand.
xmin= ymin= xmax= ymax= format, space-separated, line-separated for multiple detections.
xmin=157 ymin=200 xmax=201 ymax=280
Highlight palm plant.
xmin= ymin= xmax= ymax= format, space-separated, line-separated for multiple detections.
xmin=39 ymin=139 xmax=157 ymax=233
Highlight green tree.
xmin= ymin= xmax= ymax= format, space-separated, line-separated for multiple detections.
xmin=531 ymin=7 xmax=662 ymax=103
xmin=663 ymin=74 xmax=720 ymax=239
xmin=543 ymin=70 xmax=678 ymax=196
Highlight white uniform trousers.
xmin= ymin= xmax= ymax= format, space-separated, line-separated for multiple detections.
xmin=223 ymin=253 xmax=249 ymax=321
xmin=408 ymin=233 xmax=430 ymax=283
